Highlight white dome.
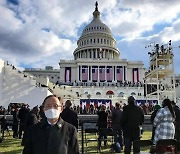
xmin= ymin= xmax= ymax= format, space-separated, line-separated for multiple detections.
xmin=73 ymin=2 xmax=120 ymax=60
xmin=82 ymin=14 xmax=112 ymax=37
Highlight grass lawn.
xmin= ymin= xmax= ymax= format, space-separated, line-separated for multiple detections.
xmin=0 ymin=130 xmax=153 ymax=154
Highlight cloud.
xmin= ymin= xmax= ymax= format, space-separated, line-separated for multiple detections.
xmin=102 ymin=0 xmax=180 ymax=39
xmin=117 ymin=17 xmax=180 ymax=73
xmin=0 ymin=0 xmax=180 ymax=74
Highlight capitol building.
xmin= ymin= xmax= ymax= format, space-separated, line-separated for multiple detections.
xmin=0 ymin=3 xmax=180 ymax=108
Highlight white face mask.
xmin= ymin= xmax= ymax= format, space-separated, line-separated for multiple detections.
xmin=44 ymin=109 xmax=60 ymax=119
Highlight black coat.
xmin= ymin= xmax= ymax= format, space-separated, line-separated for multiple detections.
xmin=111 ymin=108 xmax=123 ymax=130
xmin=121 ymin=104 xmax=144 ymax=138
xmin=60 ymin=108 xmax=79 ymax=130
xmin=174 ymin=105 xmax=180 ymax=129
xmin=18 ymin=108 xmax=30 ymax=123
xmin=97 ymin=110 xmax=108 ymax=129
xmin=23 ymin=118 xmax=79 ymax=154
xmin=24 ymin=111 xmax=38 ymax=130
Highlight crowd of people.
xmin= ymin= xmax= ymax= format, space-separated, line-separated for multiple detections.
xmin=55 ymin=80 xmax=144 ymax=88
xmin=0 ymin=95 xmax=180 ymax=153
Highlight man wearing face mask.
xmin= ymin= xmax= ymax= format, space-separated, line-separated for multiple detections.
xmin=23 ymin=95 xmax=79 ymax=154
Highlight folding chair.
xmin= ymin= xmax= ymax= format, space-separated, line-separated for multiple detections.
xmin=85 ymin=128 xmax=98 ymax=152
xmin=156 ymin=139 xmax=177 ymax=154
xmin=133 ymin=140 xmax=153 ymax=153
xmin=84 ymin=123 xmax=98 ymax=153
xmin=98 ymin=128 xmax=114 ymax=152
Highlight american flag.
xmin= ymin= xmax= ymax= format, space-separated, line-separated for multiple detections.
xmin=99 ymin=67 xmax=105 ymax=81
xmin=92 ymin=67 xmax=98 ymax=81
xmin=133 ymin=68 xmax=139 ymax=83
xmin=82 ymin=101 xmax=86 ymax=109
xmin=106 ymin=101 xmax=110 ymax=108
xmin=98 ymin=101 xmax=102 ymax=107
xmin=106 ymin=67 xmax=113 ymax=81
xmin=116 ymin=66 xmax=123 ymax=81
xmin=82 ymin=66 xmax=88 ymax=81
xmin=90 ymin=101 xmax=94 ymax=106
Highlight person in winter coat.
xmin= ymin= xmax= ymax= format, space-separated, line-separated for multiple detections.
xmin=121 ymin=96 xmax=144 ymax=154
xmin=153 ymin=99 xmax=175 ymax=145
xmin=23 ymin=95 xmax=79 ymax=154
xmin=61 ymin=100 xmax=78 ymax=130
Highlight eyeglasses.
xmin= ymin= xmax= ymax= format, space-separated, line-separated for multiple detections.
xmin=44 ymin=104 xmax=62 ymax=109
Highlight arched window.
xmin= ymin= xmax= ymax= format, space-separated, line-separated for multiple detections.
xmin=131 ymin=92 xmax=136 ymax=96
xmin=96 ymin=92 xmax=101 ymax=95
xmin=106 ymin=90 xmax=114 ymax=95
xmin=84 ymin=91 xmax=88 ymax=95
xmin=118 ymin=92 xmax=124 ymax=97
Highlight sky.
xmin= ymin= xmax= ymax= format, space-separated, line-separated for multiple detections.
xmin=0 ymin=0 xmax=180 ymax=74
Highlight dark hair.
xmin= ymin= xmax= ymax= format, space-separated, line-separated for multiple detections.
xmin=42 ymin=95 xmax=62 ymax=107
xmin=115 ymin=102 xmax=120 ymax=108
xmin=162 ymin=99 xmax=176 ymax=119
xmin=128 ymin=96 xmax=135 ymax=105
xmin=65 ymin=100 xmax=72 ymax=108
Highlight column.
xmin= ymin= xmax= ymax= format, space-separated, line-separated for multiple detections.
xmin=81 ymin=66 xmax=82 ymax=81
xmin=96 ymin=49 xmax=98 ymax=59
xmin=115 ymin=66 xmax=117 ymax=81
xmin=91 ymin=49 xmax=93 ymax=59
xmin=105 ymin=66 xmax=107 ymax=81
xmin=89 ymin=66 xmax=91 ymax=81
xmin=124 ymin=66 xmax=126 ymax=81
xmin=87 ymin=65 xmax=89 ymax=81
xmin=97 ymin=66 xmax=99 ymax=82
xmin=122 ymin=66 xmax=124 ymax=82
xmin=103 ymin=49 xmax=105 ymax=59
xmin=86 ymin=50 xmax=88 ymax=58
xmin=79 ymin=66 xmax=81 ymax=81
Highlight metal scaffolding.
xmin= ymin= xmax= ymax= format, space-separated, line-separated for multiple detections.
xmin=144 ymin=41 xmax=176 ymax=104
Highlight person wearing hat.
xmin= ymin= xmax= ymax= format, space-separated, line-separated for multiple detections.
xmin=121 ymin=96 xmax=144 ymax=154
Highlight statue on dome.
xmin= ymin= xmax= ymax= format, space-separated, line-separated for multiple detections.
xmin=95 ymin=1 xmax=98 ymax=11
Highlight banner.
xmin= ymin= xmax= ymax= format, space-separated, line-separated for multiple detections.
xmin=133 ymin=68 xmax=139 ymax=83
xmin=92 ymin=66 xmax=98 ymax=81
xmin=82 ymin=66 xmax=88 ymax=81
xmin=117 ymin=66 xmax=123 ymax=81
xmin=65 ymin=67 xmax=71 ymax=82
xmin=106 ymin=66 xmax=113 ymax=81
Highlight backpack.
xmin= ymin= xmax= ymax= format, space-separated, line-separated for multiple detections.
xmin=112 ymin=142 xmax=121 ymax=153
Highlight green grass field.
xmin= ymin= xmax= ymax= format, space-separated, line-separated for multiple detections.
xmin=1 ymin=130 xmax=179 ymax=154
xmin=0 ymin=130 xmax=153 ymax=154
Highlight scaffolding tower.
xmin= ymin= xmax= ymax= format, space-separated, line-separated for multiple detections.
xmin=144 ymin=41 xmax=176 ymax=104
